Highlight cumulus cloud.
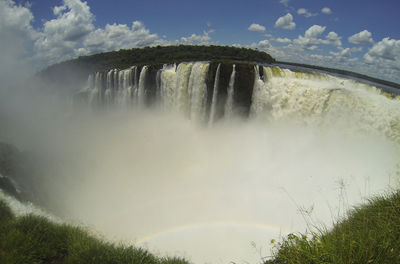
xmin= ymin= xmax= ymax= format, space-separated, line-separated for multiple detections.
xmin=364 ymin=37 xmax=400 ymax=63
xmin=0 ymin=0 xmax=35 ymax=34
xmin=305 ymin=25 xmax=326 ymax=38
xmin=351 ymin=47 xmax=363 ymax=53
xmin=348 ymin=30 xmax=374 ymax=45
xmin=0 ymin=0 xmax=163 ymax=66
xmin=248 ymin=23 xmax=266 ymax=32
xmin=180 ymin=29 xmax=214 ymax=45
xmin=81 ymin=21 xmax=160 ymax=55
xmin=32 ymin=0 xmax=162 ymax=64
xmin=34 ymin=0 xmax=95 ymax=63
xmin=321 ymin=7 xmax=332 ymax=14
xmin=274 ymin=13 xmax=296 ymax=30
xmin=249 ymin=40 xmax=285 ymax=57
xmin=330 ymin=48 xmax=352 ymax=59
xmin=292 ymin=25 xmax=343 ymax=50
xmin=279 ymin=0 xmax=290 ymax=7
xmin=310 ymin=54 xmax=332 ymax=60
xmin=275 ymin=37 xmax=292 ymax=44
xmin=0 ymin=0 xmax=38 ymax=78
xmin=297 ymin=8 xmax=317 ymax=18
xmin=325 ymin=31 xmax=342 ymax=47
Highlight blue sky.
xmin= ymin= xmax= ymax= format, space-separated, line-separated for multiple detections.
xmin=2 ymin=0 xmax=400 ymax=83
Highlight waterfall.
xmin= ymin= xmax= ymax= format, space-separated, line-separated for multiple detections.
xmin=105 ymin=70 xmax=114 ymax=104
xmin=224 ymin=64 xmax=236 ymax=118
xmin=138 ymin=66 xmax=148 ymax=107
xmin=81 ymin=62 xmax=400 ymax=142
xmin=175 ymin=63 xmax=193 ymax=115
xmin=209 ymin=63 xmax=221 ymax=125
xmin=113 ymin=69 xmax=119 ymax=94
xmin=87 ymin=73 xmax=95 ymax=103
xmin=187 ymin=62 xmax=209 ymax=121
xmin=250 ymin=65 xmax=272 ymax=118
xmin=249 ymin=66 xmax=400 ymax=142
xmin=160 ymin=64 xmax=177 ymax=110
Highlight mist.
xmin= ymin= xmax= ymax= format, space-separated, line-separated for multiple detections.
xmin=4 ymin=106 xmax=399 ymax=263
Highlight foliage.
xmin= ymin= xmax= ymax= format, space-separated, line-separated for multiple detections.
xmin=0 ymin=200 xmax=190 ymax=264
xmin=39 ymin=45 xmax=275 ymax=86
xmin=265 ymin=191 xmax=400 ymax=264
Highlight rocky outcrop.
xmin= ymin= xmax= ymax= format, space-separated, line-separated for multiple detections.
xmin=0 ymin=142 xmax=21 ymax=199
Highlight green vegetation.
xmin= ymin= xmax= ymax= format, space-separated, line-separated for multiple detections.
xmin=265 ymin=191 xmax=400 ymax=264
xmin=39 ymin=45 xmax=275 ymax=86
xmin=0 ymin=200 xmax=189 ymax=264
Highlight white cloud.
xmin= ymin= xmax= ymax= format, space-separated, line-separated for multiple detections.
xmin=180 ymin=29 xmax=214 ymax=45
xmin=321 ymin=7 xmax=332 ymax=14
xmin=275 ymin=35 xmax=400 ymax=83
xmin=0 ymin=0 xmax=35 ymax=34
xmin=297 ymin=8 xmax=317 ymax=18
xmin=0 ymin=0 xmax=38 ymax=77
xmin=248 ymin=23 xmax=266 ymax=32
xmin=292 ymin=25 xmax=343 ymax=50
xmin=305 ymin=25 xmax=326 ymax=38
xmin=330 ymin=48 xmax=352 ymax=58
xmin=249 ymin=40 xmax=285 ymax=57
xmin=348 ymin=30 xmax=374 ymax=45
xmin=275 ymin=37 xmax=292 ymax=44
xmin=279 ymin=0 xmax=290 ymax=7
xmin=351 ymin=47 xmax=363 ymax=53
xmin=81 ymin=21 xmax=161 ymax=55
xmin=34 ymin=0 xmax=95 ymax=63
xmin=364 ymin=37 xmax=400 ymax=63
xmin=310 ymin=54 xmax=332 ymax=60
xmin=325 ymin=31 xmax=342 ymax=47
xmin=257 ymin=40 xmax=271 ymax=47
xmin=274 ymin=13 xmax=296 ymax=30
xmin=32 ymin=0 xmax=163 ymax=64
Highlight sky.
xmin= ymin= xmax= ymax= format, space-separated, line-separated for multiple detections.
xmin=1 ymin=0 xmax=400 ymax=83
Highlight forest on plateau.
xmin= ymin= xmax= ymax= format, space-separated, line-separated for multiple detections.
xmin=39 ymin=45 xmax=275 ymax=86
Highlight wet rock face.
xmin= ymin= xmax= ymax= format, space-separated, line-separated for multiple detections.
xmin=0 ymin=173 xmax=21 ymax=200
xmin=0 ymin=142 xmax=19 ymax=178
xmin=0 ymin=143 xmax=38 ymax=202
xmin=0 ymin=143 xmax=21 ymax=199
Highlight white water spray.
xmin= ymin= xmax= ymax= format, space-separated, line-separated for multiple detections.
xmin=209 ymin=63 xmax=221 ymax=125
xmin=224 ymin=64 xmax=236 ymax=119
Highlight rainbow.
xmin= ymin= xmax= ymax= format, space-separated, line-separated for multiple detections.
xmin=130 ymin=221 xmax=294 ymax=245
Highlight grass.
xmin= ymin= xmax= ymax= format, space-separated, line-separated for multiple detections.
xmin=265 ymin=191 xmax=400 ymax=264
xmin=0 ymin=200 xmax=190 ymax=264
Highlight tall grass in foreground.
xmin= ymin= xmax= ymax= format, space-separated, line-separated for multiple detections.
xmin=265 ymin=191 xmax=400 ymax=264
xmin=0 ymin=200 xmax=189 ymax=264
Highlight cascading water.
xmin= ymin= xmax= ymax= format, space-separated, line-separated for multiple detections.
xmin=208 ymin=63 xmax=221 ymax=125
xmin=138 ymin=66 xmax=148 ymax=107
xmin=224 ymin=64 xmax=236 ymax=119
xmin=250 ymin=65 xmax=272 ymax=118
xmin=251 ymin=66 xmax=400 ymax=143
xmin=187 ymin=62 xmax=209 ymax=121
xmin=82 ymin=62 xmax=400 ymax=143
xmin=175 ymin=63 xmax=194 ymax=115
